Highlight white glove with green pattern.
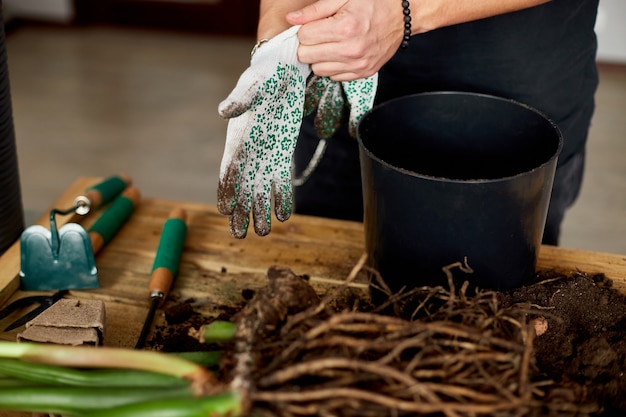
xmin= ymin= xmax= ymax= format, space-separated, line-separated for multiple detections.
xmin=343 ymin=75 xmax=378 ymax=137
xmin=294 ymin=74 xmax=378 ymax=187
xmin=218 ymin=26 xmax=377 ymax=239
xmin=304 ymin=74 xmax=378 ymax=139
xmin=218 ymin=26 xmax=310 ymax=238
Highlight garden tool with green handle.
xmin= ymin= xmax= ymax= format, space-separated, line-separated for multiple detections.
xmin=87 ymin=187 xmax=141 ymax=255
xmin=19 ymin=186 xmax=141 ymax=291
xmin=135 ymin=207 xmax=188 ymax=349
xmin=217 ymin=25 xmax=377 ymax=238
xmin=74 ymin=174 xmax=132 ymax=215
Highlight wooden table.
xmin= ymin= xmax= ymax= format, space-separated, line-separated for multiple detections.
xmin=1 ymin=177 xmax=625 ymax=348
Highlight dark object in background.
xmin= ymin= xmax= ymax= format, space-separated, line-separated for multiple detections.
xmin=73 ymin=0 xmax=260 ymax=36
xmin=358 ymin=91 xmax=562 ymax=298
xmin=0 ymin=0 xmax=25 ymax=256
xmin=0 ymin=290 xmax=67 ymax=332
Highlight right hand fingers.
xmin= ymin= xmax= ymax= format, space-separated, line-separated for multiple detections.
xmin=286 ymin=0 xmax=348 ymax=26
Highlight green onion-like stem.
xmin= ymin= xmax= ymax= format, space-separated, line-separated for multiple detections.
xmin=174 ymin=351 xmax=222 ymax=369
xmin=200 ymin=321 xmax=237 ymax=343
xmin=0 ymin=385 xmax=195 ymax=415
xmin=0 ymin=341 xmax=221 ymax=395
xmin=0 ymin=358 xmax=189 ymax=388
xmin=84 ymin=391 xmax=242 ymax=417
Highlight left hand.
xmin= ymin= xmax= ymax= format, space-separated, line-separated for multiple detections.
xmin=286 ymin=0 xmax=405 ymax=81
xmin=217 ymin=26 xmax=310 ymax=238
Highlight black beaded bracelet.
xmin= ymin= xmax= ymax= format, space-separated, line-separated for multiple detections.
xmin=401 ymin=0 xmax=412 ymax=48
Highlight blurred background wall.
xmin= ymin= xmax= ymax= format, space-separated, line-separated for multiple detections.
xmin=3 ymin=0 xmax=259 ymax=36
xmin=4 ymin=0 xmax=73 ymax=24
xmin=3 ymin=0 xmax=624 ymax=63
xmin=1 ymin=0 xmax=625 ymax=254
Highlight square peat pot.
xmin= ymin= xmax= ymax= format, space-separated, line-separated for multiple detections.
xmin=357 ymin=91 xmax=562 ymax=298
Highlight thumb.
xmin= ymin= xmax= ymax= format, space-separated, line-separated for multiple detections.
xmin=286 ymin=0 xmax=345 ymax=25
xmin=218 ymin=67 xmax=261 ymax=119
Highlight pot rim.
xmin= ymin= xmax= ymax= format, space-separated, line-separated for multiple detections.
xmin=356 ymin=91 xmax=564 ymax=184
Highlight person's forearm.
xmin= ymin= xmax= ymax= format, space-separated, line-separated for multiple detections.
xmin=413 ymin=0 xmax=551 ymax=34
xmin=258 ymin=0 xmax=315 ymax=40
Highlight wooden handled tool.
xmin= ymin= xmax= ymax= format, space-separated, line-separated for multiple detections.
xmin=88 ymin=187 xmax=141 ymax=254
xmin=135 ymin=208 xmax=188 ymax=349
xmin=74 ymin=174 xmax=132 ymax=215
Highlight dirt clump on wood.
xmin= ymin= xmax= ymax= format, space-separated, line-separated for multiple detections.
xmin=501 ymin=271 xmax=626 ymax=415
xmin=150 ymin=263 xmax=626 ymax=416
xmin=147 ymin=298 xmax=242 ymax=352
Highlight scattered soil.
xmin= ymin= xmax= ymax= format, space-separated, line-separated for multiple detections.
xmin=146 ymin=299 xmax=242 ymax=353
xmin=146 ymin=264 xmax=626 ymax=416
xmin=501 ymin=271 xmax=626 ymax=414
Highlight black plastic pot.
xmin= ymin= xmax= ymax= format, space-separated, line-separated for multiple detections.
xmin=0 ymin=3 xmax=25 ymax=256
xmin=357 ymin=92 xmax=562 ymax=298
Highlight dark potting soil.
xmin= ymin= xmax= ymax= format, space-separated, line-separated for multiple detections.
xmin=146 ymin=298 xmax=242 ymax=353
xmin=146 ymin=270 xmax=626 ymax=415
xmin=501 ymin=272 xmax=626 ymax=414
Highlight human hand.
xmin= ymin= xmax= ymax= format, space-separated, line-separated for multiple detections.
xmin=217 ymin=26 xmax=311 ymax=238
xmin=286 ymin=0 xmax=405 ymax=81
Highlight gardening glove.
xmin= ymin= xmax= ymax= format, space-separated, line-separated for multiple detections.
xmin=294 ymin=74 xmax=378 ymax=186
xmin=342 ymin=74 xmax=378 ymax=137
xmin=217 ymin=26 xmax=310 ymax=238
xmin=304 ymin=74 xmax=378 ymax=139
xmin=304 ymin=75 xmax=345 ymax=139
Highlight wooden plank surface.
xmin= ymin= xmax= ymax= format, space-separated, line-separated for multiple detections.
xmin=1 ymin=177 xmax=625 ymax=348
xmin=537 ymin=245 xmax=626 ymax=293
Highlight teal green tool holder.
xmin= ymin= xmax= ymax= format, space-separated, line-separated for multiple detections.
xmin=20 ymin=205 xmax=98 ymax=291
